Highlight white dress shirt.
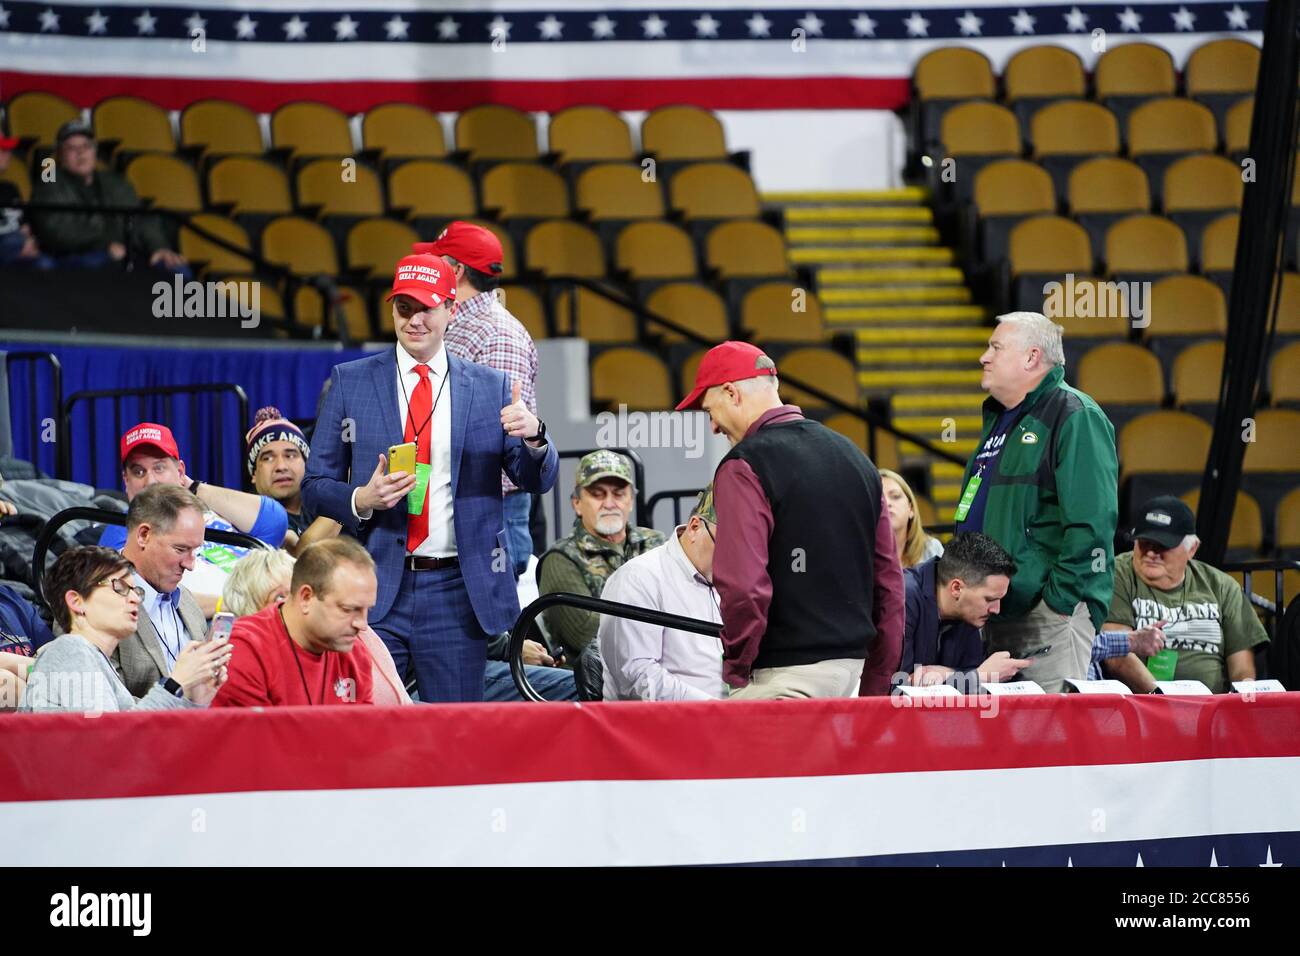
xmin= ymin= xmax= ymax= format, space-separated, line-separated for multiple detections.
xmin=134 ymin=572 xmax=195 ymax=669
xmin=599 ymin=528 xmax=725 ymax=701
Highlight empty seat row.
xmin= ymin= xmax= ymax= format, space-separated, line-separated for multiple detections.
xmin=1076 ymin=340 xmax=1300 ymax=409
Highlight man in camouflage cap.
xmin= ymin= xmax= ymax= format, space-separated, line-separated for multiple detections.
xmin=537 ymin=450 xmax=665 ymax=659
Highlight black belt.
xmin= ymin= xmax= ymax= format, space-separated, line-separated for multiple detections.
xmin=405 ymin=555 xmax=459 ymax=571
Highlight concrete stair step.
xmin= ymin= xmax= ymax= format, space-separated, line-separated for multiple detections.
xmin=857 ymin=347 xmax=985 ymax=365
xmin=893 ymin=414 xmax=986 ymax=433
xmin=789 ymin=246 xmax=953 ymax=265
xmin=900 ymin=438 xmax=979 ymax=456
xmin=827 ymin=287 xmax=971 ymax=305
xmin=763 ymin=187 xmax=929 ymax=204
xmin=818 ymin=266 xmax=965 ymax=286
xmin=786 ymin=225 xmax=940 ymax=245
xmin=855 ymin=326 xmax=986 ymax=343
xmin=783 ymin=205 xmax=933 ymax=224
xmin=930 ymin=461 xmax=970 ymax=479
xmin=826 ymin=304 xmax=984 ymax=323
xmin=858 ymin=369 xmax=985 ymax=388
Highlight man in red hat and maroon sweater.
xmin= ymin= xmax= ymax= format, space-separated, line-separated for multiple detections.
xmin=677 ymin=342 xmax=904 ymax=698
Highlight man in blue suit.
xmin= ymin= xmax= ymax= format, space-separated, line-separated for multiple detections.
xmin=302 ymin=254 xmax=559 ymax=702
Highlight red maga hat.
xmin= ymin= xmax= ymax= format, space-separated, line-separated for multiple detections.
xmin=386 ymin=253 xmax=457 ymax=309
xmin=676 ymin=341 xmax=777 ymax=411
xmin=120 ymin=422 xmax=180 ymax=463
xmin=412 ymin=221 xmax=504 ymax=274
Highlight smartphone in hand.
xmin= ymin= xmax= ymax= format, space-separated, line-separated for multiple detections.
xmin=388 ymin=441 xmax=417 ymax=476
xmin=208 ymin=611 xmax=236 ymax=643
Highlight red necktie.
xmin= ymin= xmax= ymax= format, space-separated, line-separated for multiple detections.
xmin=405 ymin=363 xmax=432 ymax=552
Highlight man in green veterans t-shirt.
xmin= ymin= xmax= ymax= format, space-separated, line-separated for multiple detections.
xmin=1104 ymin=496 xmax=1268 ymax=693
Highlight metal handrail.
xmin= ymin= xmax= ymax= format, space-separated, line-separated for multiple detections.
xmin=30 ymin=506 xmax=271 ymax=609
xmin=1219 ymin=558 xmax=1300 ymax=640
xmin=646 ymin=488 xmax=706 ymax=528
xmin=508 ymin=591 xmax=722 ymax=701
xmin=2 ymin=350 xmax=62 ymax=475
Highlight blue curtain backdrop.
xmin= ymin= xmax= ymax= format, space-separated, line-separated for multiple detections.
xmin=2 ymin=341 xmax=370 ymax=491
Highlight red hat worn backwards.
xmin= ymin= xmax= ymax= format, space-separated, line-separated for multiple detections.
xmin=387 ymin=253 xmax=457 ymax=309
xmin=412 ymin=221 xmax=504 ymax=274
xmin=676 ymin=341 xmax=778 ymax=411
xmin=0 ymin=136 xmax=19 ymax=151
xmin=121 ymin=422 xmax=181 ymax=463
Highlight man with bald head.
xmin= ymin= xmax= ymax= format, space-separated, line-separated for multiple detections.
xmin=955 ymin=312 xmax=1119 ymax=691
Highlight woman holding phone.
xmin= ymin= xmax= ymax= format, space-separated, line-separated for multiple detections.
xmin=21 ymin=546 xmax=233 ymax=713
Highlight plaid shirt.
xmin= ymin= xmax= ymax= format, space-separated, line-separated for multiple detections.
xmin=1087 ymin=630 xmax=1131 ymax=680
xmin=444 ymin=289 xmax=539 ymax=495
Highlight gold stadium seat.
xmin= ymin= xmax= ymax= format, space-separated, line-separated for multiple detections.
xmin=591 ymin=348 xmax=673 ymax=411
xmin=974 ymin=160 xmax=1055 ymax=215
xmin=1127 ymin=99 xmax=1217 ymax=156
xmin=93 ymin=96 xmax=175 ymax=154
xmin=208 ymin=157 xmax=293 ymax=215
xmin=669 ymin=163 xmax=760 ymax=220
xmin=1031 ymin=101 xmax=1119 ymax=158
xmin=1164 ymin=155 xmax=1243 ymax=213
xmin=498 ymin=285 xmax=547 ymax=340
xmin=6 ymin=92 xmax=79 ymax=149
xmin=480 ymin=162 xmax=569 ymax=220
xmin=1068 ymin=157 xmax=1150 ymax=214
xmin=180 ymin=100 xmax=262 ymax=158
xmin=704 ymin=220 xmax=790 ymax=278
xmin=1005 ymin=45 xmax=1086 ymax=101
xmin=741 ymin=283 xmax=827 ymax=343
xmin=1276 ymin=273 xmax=1300 ymax=334
xmin=1095 ymin=43 xmax=1176 ymax=100
xmin=296 ymin=158 xmax=384 ymax=217
xmin=777 ymin=348 xmax=859 ymax=409
xmin=178 ymin=214 xmax=253 ymax=276
xmin=387 ymin=161 xmax=477 ymax=219
xmin=615 ymin=221 xmax=697 ymax=280
xmin=1119 ymin=411 xmax=1212 ymax=479
xmin=642 ymin=106 xmax=727 ymax=161
xmin=1276 ymin=488 xmax=1300 ymax=552
xmin=548 ymin=106 xmax=634 ymax=164
xmin=455 ymin=105 xmax=538 ymax=161
xmin=524 ymin=220 xmax=605 ymax=277
xmin=1200 ymin=214 xmax=1239 ymax=273
xmin=295 ymin=285 xmax=370 ymax=341
xmin=362 ymin=104 xmax=446 ymax=160
xmin=575 ymin=164 xmax=665 ymax=221
xmin=0 ymin=152 xmax=31 ymax=200
xmin=679 ymin=348 xmax=708 ymax=397
xmin=1243 ymin=409 xmax=1300 ymax=472
xmin=554 ymin=287 xmax=636 ymax=342
xmin=271 ymin=102 xmax=353 ymax=158
xmin=1078 ymin=343 xmax=1164 ymax=405
xmin=1186 ymin=38 xmax=1260 ymax=98
xmin=1105 ymin=215 xmax=1188 ymax=276
xmin=125 ymin=154 xmax=201 ymax=213
xmin=822 ymin=415 xmax=901 ymax=472
xmin=941 ymin=101 xmax=1021 ymax=156
xmin=1182 ymin=489 xmax=1263 ymax=553
xmin=346 ymin=218 xmax=419 ymax=280
xmin=914 ymin=48 xmax=996 ymax=100
xmin=1039 ymin=276 xmax=1132 ymax=339
xmin=1145 ymin=275 xmax=1226 ymax=339
xmin=1225 ymin=98 xmax=1253 ymax=155
xmin=1009 ymin=216 xmax=1092 ymax=276
xmin=644 ymin=283 xmax=729 ymax=343
xmin=1270 ymin=342 xmax=1300 ymax=406
xmin=1171 ymin=341 xmax=1224 ymax=407
xmin=260 ymin=216 xmax=338 ymax=275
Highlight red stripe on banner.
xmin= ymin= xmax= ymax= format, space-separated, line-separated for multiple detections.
xmin=0 ymin=71 xmax=911 ymax=113
xmin=2 ymin=694 xmax=1299 ymax=802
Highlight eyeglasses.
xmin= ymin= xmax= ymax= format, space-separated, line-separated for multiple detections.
xmin=97 ymin=577 xmax=145 ymax=600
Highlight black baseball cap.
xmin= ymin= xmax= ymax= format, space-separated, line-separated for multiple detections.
xmin=1131 ymin=495 xmax=1196 ymax=549
xmin=56 ymin=119 xmax=94 ymax=145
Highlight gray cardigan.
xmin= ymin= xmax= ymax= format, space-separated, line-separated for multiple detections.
xmin=20 ymin=633 xmax=196 ymax=713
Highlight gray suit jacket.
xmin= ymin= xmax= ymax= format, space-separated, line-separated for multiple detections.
xmin=112 ymin=587 xmax=208 ymax=699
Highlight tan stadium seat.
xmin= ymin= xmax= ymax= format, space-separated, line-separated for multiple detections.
xmin=1172 ymin=341 xmax=1225 ymax=407
xmin=914 ymin=48 xmax=996 ymax=100
xmin=1276 ymin=488 xmax=1300 ymax=552
xmin=498 ymin=285 xmax=547 ymax=340
xmin=1039 ymin=276 xmax=1132 ymax=339
xmin=296 ymin=158 xmax=384 ymax=217
xmin=1187 ymin=39 xmax=1261 ymax=97
xmin=1005 ymin=45 xmax=1086 ymax=101
xmin=388 ymin=161 xmax=477 ymax=219
xmin=524 ymin=220 xmax=605 ymax=277
xmin=6 ymin=92 xmax=79 ymax=149
xmin=1164 ymin=155 xmax=1243 ymax=213
xmin=125 ymin=154 xmax=201 ymax=213
xmin=207 ymin=157 xmax=292 ymax=215
xmin=669 ymin=163 xmax=760 ymax=220
xmin=455 ymin=105 xmax=538 ymax=161
xmin=549 ymin=106 xmax=634 ymax=163
xmin=1105 ymin=215 xmax=1188 ymax=276
xmin=1145 ymin=276 xmax=1226 ymax=339
xmin=1182 ymin=489 xmax=1263 ymax=552
xmin=295 ymin=285 xmax=370 ymax=341
xmin=591 ymin=348 xmax=673 ymax=411
xmin=1225 ymin=98 xmax=1253 ymax=155
xmin=1009 ymin=216 xmax=1092 ymax=276
xmin=1119 ymin=411 xmax=1212 ymax=479
xmin=575 ymin=164 xmax=665 ymax=221
xmin=1128 ymin=99 xmax=1217 ymax=157
xmin=362 ymin=104 xmax=446 ymax=160
xmin=741 ymin=283 xmax=827 ymax=343
xmin=178 ymin=214 xmax=253 ymax=276
xmin=94 ymin=96 xmax=174 ymax=154
xmin=1270 ymin=343 xmax=1300 ymax=406
xmin=823 ymin=415 xmax=900 ymax=471
xmin=554 ymin=287 xmax=636 ymax=342
xmin=642 ymin=106 xmax=727 ymax=161
xmin=1068 ymin=158 xmax=1150 ymax=215
xmin=480 ymin=163 xmax=569 ymax=220
xmin=260 ymin=216 xmax=338 ymax=275
xmin=679 ymin=348 xmax=708 ymax=397
xmin=777 ymin=348 xmax=858 ymax=409
xmin=615 ymin=222 xmax=697 ymax=280
xmin=1243 ymin=409 xmax=1300 ymax=472
xmin=1200 ymin=214 xmax=1239 ymax=273
xmin=1275 ymin=273 xmax=1300 ymax=334
xmin=941 ymin=101 xmax=1021 ymax=156
xmin=704 ymin=221 xmax=790 ymax=278
xmin=644 ymin=283 xmax=729 ymax=343
xmin=1031 ymin=101 xmax=1119 ymax=158
xmin=346 ymin=218 xmax=419 ymax=280
xmin=271 ymin=102 xmax=353 ymax=158
xmin=974 ymin=160 xmax=1054 ymax=215
xmin=181 ymin=100 xmax=262 ymax=157
xmin=1077 ymin=343 xmax=1164 ymax=405
xmin=1095 ymin=43 xmax=1176 ymax=100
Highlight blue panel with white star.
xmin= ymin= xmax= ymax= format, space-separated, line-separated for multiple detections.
xmin=0 ymin=4 xmax=1267 ymax=43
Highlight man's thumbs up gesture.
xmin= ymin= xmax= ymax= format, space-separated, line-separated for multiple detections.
xmin=500 ymin=380 xmax=542 ymax=443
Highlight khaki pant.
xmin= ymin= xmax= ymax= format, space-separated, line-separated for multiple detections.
xmin=728 ymin=658 xmax=865 ymax=700
xmin=982 ymin=598 xmax=1094 ymax=693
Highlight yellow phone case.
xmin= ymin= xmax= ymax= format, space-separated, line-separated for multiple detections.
xmin=388 ymin=442 xmax=417 ymax=475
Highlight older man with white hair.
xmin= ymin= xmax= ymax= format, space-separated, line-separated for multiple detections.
xmin=1104 ymin=496 xmax=1267 ymax=693
xmin=955 ymin=312 xmax=1119 ymax=691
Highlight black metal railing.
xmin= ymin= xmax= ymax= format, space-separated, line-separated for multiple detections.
xmin=1220 ymin=558 xmax=1300 ymax=640
xmin=30 ymin=506 xmax=271 ymax=609
xmin=2 ymin=350 xmax=62 ymax=476
xmin=508 ymin=591 xmax=722 ymax=701
xmin=646 ymin=488 xmax=708 ymax=528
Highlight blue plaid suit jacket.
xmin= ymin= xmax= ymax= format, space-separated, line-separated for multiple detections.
xmin=302 ymin=348 xmax=559 ymax=634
